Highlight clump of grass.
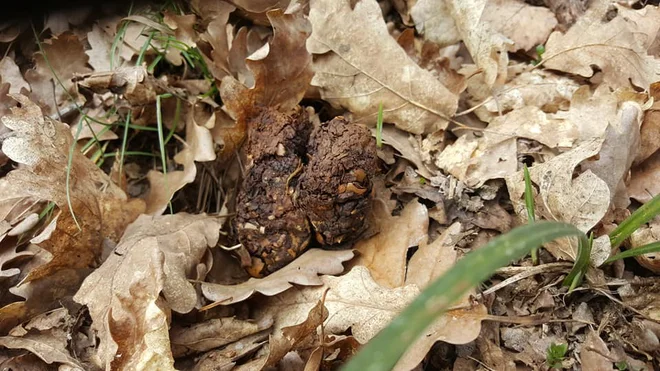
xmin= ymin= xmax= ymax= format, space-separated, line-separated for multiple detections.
xmin=546 ymin=342 xmax=568 ymax=369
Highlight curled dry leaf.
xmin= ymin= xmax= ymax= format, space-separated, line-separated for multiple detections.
xmin=411 ymin=0 xmax=511 ymax=87
xmin=0 ymin=94 xmax=145 ymax=282
xmin=371 ymin=124 xmax=436 ymax=179
xmin=543 ymin=1 xmax=660 ymax=89
xmin=307 ymin=0 xmax=458 ymax=134
xmin=201 ymin=248 xmax=354 ymax=305
xmin=73 ymin=213 xmax=223 ymax=371
xmin=171 ymin=316 xmax=273 ymax=358
xmin=629 ymin=222 xmax=660 ymax=274
xmin=628 ymin=150 xmax=660 ymax=204
xmin=636 ymin=82 xmax=660 ymax=165
xmin=144 ymin=146 xmax=197 ymax=215
xmin=352 ymin=198 xmax=429 ymax=289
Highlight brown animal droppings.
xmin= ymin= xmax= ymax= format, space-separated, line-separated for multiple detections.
xmin=235 ymin=108 xmax=312 ymax=277
xmin=296 ymin=117 xmax=379 ymax=246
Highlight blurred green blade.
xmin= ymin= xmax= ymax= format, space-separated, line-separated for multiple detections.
xmin=610 ymin=194 xmax=660 ymax=249
xmin=605 ymin=241 xmax=660 ymax=264
xmin=342 ymin=221 xmax=587 ymax=371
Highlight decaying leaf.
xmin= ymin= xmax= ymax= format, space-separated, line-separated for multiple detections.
xmin=73 ymin=213 xmax=223 ymax=370
xmin=543 ymin=1 xmax=660 ymax=89
xmin=352 ymin=198 xmax=428 ymax=288
xmin=372 ymin=124 xmax=436 ymax=179
xmin=307 ymin=0 xmax=458 ymax=134
xmin=628 ymin=150 xmax=660 ymax=204
xmin=0 ymin=57 xmax=29 ymax=94
xmin=405 ymin=222 xmax=463 ymax=288
xmin=201 ymin=249 xmax=354 ymax=305
xmin=629 ymin=222 xmax=660 ymax=274
xmin=0 ymin=94 xmax=145 ymax=282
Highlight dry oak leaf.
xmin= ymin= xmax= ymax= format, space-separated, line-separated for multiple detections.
xmin=628 ymin=150 xmax=660 ymax=204
xmin=73 ymin=213 xmax=223 ymax=371
xmin=371 ymin=124 xmax=436 ymax=179
xmin=352 ymin=198 xmax=429 ymax=289
xmin=629 ymin=222 xmax=660 ymax=274
xmin=0 ymin=94 xmax=145 ymax=282
xmin=25 ymin=32 xmax=91 ymax=116
xmin=307 ymin=0 xmax=458 ymax=134
xmin=0 ymin=308 xmax=82 ymax=369
xmin=201 ymin=248 xmax=354 ymax=305
xmin=411 ymin=0 xmax=511 ymax=87
xmin=221 ymin=7 xmax=312 ymax=119
xmin=480 ymin=0 xmax=557 ymax=52
xmin=506 ymin=138 xmax=609 ymax=261
xmin=0 ymin=57 xmax=29 ymax=94
xmin=256 ymin=266 xmax=486 ymax=371
xmin=435 ymin=105 xmax=578 ymax=187
xmin=543 ymin=1 xmax=660 ymax=90
xmin=635 ymin=81 xmax=660 ymax=165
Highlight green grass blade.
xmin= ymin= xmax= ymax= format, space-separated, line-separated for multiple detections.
xmin=604 ymin=241 xmax=660 ymax=264
xmin=523 ymin=164 xmax=538 ymax=264
xmin=562 ymin=232 xmax=592 ymax=290
xmin=376 ymin=103 xmax=383 ymax=148
xmin=610 ymin=194 xmax=660 ymax=249
xmin=342 ymin=222 xmax=587 ymax=371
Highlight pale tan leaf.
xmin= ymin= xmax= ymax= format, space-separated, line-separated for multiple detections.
xmin=543 ymin=1 xmax=660 ymax=89
xmin=73 ymin=213 xmax=223 ymax=371
xmin=307 ymin=0 xmax=458 ymax=134
xmin=85 ymin=24 xmax=113 ymax=71
xmin=411 ymin=0 xmax=511 ymax=86
xmin=352 ymin=199 xmax=428 ymax=288
xmin=201 ymin=249 xmax=353 ymax=304
xmin=636 ymin=82 xmax=660 ymax=165
xmin=580 ymin=331 xmax=613 ymax=370
xmin=582 ymin=102 xmax=642 ymax=209
xmin=405 ymin=222 xmax=462 ymax=288
xmin=481 ymin=0 xmax=557 ymax=52
xmin=436 ymin=105 xmax=578 ymax=187
xmin=629 ymin=222 xmax=660 ymax=274
xmin=506 ymin=138 xmax=609 ymax=260
xmin=144 ymin=146 xmax=197 ymax=215
xmin=199 ymin=2 xmax=236 ymax=81
xmin=0 ymin=57 xmax=29 ymax=94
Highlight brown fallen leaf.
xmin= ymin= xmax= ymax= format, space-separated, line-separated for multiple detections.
xmin=629 ymin=222 xmax=660 ymax=274
xmin=0 ymin=308 xmax=82 ymax=369
xmin=190 ymin=330 xmax=269 ymax=371
xmin=411 ymin=0 xmax=511 ymax=86
xmin=24 ymin=32 xmax=91 ymax=116
xmin=635 ymin=82 xmax=660 ymax=165
xmin=405 ymin=222 xmax=463 ymax=288
xmin=221 ymin=7 xmax=312 ymax=119
xmin=580 ymin=331 xmax=613 ymax=370
xmin=85 ymin=24 xmax=114 ymax=71
xmin=201 ymin=248 xmax=354 ymax=305
xmin=307 ymin=0 xmax=458 ymax=134
xmin=352 ymin=198 xmax=429 ymax=288
xmin=0 ymin=94 xmax=145 ymax=282
xmin=73 ymin=213 xmax=223 ymax=371
xmin=543 ymin=1 xmax=660 ymax=89
xmin=197 ymin=1 xmax=236 ymax=81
